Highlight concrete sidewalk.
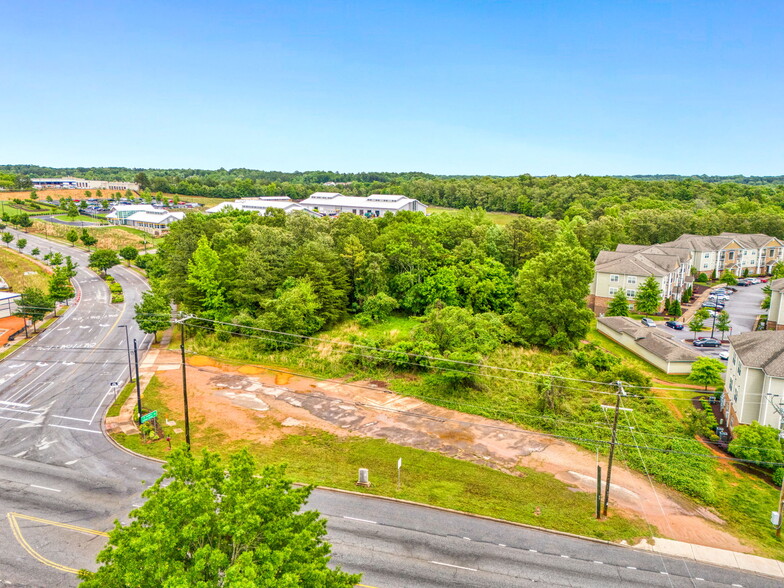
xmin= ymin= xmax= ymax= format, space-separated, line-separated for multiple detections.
xmin=634 ymin=537 xmax=784 ymax=579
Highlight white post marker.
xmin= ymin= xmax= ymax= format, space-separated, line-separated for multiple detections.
xmin=397 ymin=458 xmax=402 ymax=490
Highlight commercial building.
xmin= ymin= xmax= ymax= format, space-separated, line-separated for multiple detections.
xmin=205 ymin=198 xmax=319 ymax=217
xmin=31 ymin=177 xmax=140 ymax=191
xmin=722 ymin=331 xmax=784 ymax=431
xmin=106 ymin=205 xmax=184 ymax=236
xmin=299 ymin=193 xmax=427 ymax=217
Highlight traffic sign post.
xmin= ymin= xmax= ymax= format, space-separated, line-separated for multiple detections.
xmin=140 ymin=410 xmax=158 ymax=424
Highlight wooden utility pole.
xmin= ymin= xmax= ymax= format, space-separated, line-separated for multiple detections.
xmin=777 ymin=478 xmax=784 ymax=538
xmin=603 ymin=381 xmax=625 ymax=517
xmin=180 ymin=320 xmax=191 ymax=448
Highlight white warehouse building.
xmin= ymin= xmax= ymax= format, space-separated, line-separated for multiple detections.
xmin=205 ymin=198 xmax=319 ymax=217
xmin=299 ymin=193 xmax=427 ymax=217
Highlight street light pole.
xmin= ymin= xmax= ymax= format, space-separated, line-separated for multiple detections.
xmin=118 ymin=325 xmax=133 ymax=383
xmin=133 ymin=338 xmax=143 ymax=425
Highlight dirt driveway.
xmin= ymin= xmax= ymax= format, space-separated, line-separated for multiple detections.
xmin=151 ymin=351 xmax=749 ymax=552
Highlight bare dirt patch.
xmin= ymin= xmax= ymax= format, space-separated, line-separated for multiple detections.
xmin=149 ymin=351 xmax=751 ymax=552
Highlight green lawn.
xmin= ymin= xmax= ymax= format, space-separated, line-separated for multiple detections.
xmin=426 ymin=205 xmax=521 ymax=226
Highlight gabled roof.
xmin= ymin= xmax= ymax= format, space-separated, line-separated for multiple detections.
xmin=729 ymin=331 xmax=784 ymax=378
xmin=300 ymin=193 xmax=423 ymax=211
xmin=205 ymin=199 xmax=318 ymax=216
xmin=666 ymin=232 xmax=784 ymax=252
xmin=595 ymin=251 xmax=678 ymax=277
xmin=770 ymin=278 xmax=784 ymax=293
xmin=125 ymin=211 xmax=184 ymax=224
xmin=598 ymin=317 xmax=700 ymax=362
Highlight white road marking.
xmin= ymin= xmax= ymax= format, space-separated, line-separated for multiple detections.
xmin=13 ymin=451 xmax=26 ymax=458
xmin=52 ymin=415 xmax=91 ymax=422
xmin=0 ymin=400 xmax=32 ymax=408
xmin=89 ymin=391 xmax=113 ymax=424
xmin=498 ymin=543 xmax=506 ymax=547
xmin=695 ymin=579 xmax=704 ymax=582
xmin=627 ymin=566 xmax=637 ymax=570
xmin=430 ymin=561 xmax=477 ymax=572
xmin=342 ymin=516 xmax=377 ymax=524
xmin=560 ymin=555 xmax=570 ymax=559
xmin=528 ymin=549 xmax=537 ymax=553
xmin=731 ymin=585 xmax=742 ymax=587
xmin=660 ymin=571 xmax=669 ymax=575
xmin=49 ymin=424 xmax=102 ymax=434
xmin=64 ymin=459 xmax=78 ymax=465
xmin=463 ymin=537 xmax=471 ymax=541
xmin=593 ymin=561 xmax=603 ymax=565
xmin=30 ymin=485 xmax=61 ymax=492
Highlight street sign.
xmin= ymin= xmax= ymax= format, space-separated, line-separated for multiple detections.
xmin=110 ymin=381 xmax=119 ymax=388
xmin=140 ymin=410 xmax=158 ymax=424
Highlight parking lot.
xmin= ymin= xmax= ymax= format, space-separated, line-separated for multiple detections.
xmin=654 ymin=282 xmax=767 ymax=360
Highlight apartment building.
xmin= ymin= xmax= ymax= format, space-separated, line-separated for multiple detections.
xmin=667 ymin=232 xmax=784 ymax=277
xmin=767 ymin=278 xmax=784 ymax=330
xmin=589 ymin=244 xmax=691 ymax=315
xmin=722 ymin=331 xmax=784 ymax=432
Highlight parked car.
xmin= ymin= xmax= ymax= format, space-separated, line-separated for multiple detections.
xmin=719 ymin=351 xmax=729 ymax=360
xmin=665 ymin=320 xmax=684 ymax=330
xmin=761 ymin=278 xmax=769 ymax=283
xmin=641 ymin=317 xmax=656 ymax=327
xmin=748 ymin=277 xmax=760 ymax=284
xmin=693 ymin=338 xmax=722 ymax=348
xmin=702 ymin=301 xmax=724 ymax=310
xmin=736 ymin=279 xmax=751 ymax=286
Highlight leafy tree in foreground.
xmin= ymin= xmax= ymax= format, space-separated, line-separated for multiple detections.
xmin=78 ymin=448 xmax=360 ymax=588
xmin=728 ymin=422 xmax=784 ymax=469
xmin=49 ymin=266 xmax=75 ymax=312
xmin=606 ymin=289 xmax=630 ymax=317
xmin=80 ymin=229 xmax=98 ymax=249
xmin=720 ymin=270 xmax=737 ymax=285
xmin=688 ymin=357 xmax=725 ymax=390
xmin=14 ymin=287 xmax=54 ymax=333
xmin=133 ymin=290 xmax=171 ymax=342
xmin=15 ymin=238 xmax=26 ymax=252
xmin=88 ymin=249 xmax=120 ymax=276
xmin=635 ymin=275 xmax=661 ymax=315
xmin=688 ymin=315 xmax=705 ymax=338
xmin=119 ymin=245 xmax=138 ymax=266
xmin=715 ymin=310 xmax=732 ymax=339
xmin=1 ymin=232 xmax=12 ymax=247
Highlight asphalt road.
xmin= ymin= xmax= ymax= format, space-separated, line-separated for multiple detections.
xmin=0 ymin=231 xmax=779 ymax=587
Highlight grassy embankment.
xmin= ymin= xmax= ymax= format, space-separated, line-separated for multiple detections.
xmin=0 ymin=247 xmax=52 ymax=290
xmin=113 ymin=375 xmax=650 ymax=543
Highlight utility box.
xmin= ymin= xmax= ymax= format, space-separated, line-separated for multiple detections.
xmin=356 ymin=468 xmax=370 ymax=487
xmin=771 ymin=511 xmax=780 ymax=527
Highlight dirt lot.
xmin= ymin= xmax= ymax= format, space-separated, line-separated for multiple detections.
xmin=150 ymin=351 xmax=750 ymax=552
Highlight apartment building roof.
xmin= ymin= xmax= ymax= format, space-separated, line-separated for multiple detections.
xmin=595 ymin=250 xmax=681 ymax=277
xmin=598 ymin=317 xmax=700 ymax=362
xmin=667 ymin=232 xmax=782 ymax=251
xmin=729 ymin=331 xmax=784 ymax=378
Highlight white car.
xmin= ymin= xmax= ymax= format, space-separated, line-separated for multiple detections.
xmin=719 ymin=351 xmax=729 ymax=360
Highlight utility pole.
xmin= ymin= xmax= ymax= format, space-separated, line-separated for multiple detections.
xmin=603 ymin=381 xmax=626 ymax=517
xmin=180 ymin=320 xmax=191 ymax=448
xmin=118 ymin=324 xmax=133 ymax=383
xmin=777 ymin=478 xmax=784 ymax=538
xmin=133 ymin=338 xmax=143 ymax=425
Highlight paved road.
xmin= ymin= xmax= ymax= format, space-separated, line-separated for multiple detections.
xmin=0 ymin=235 xmax=779 ymax=587
xmin=0 ymin=228 xmax=161 ymax=586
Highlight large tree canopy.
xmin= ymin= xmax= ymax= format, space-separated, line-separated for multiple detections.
xmin=78 ymin=449 xmax=361 ymax=588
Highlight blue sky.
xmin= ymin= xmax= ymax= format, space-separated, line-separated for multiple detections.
xmin=1 ymin=1 xmax=782 ymax=175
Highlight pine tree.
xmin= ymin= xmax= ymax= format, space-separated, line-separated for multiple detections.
xmin=635 ymin=276 xmax=662 ymax=315
xmin=606 ymin=289 xmax=630 ymax=317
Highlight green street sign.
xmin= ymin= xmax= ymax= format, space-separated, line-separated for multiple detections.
xmin=140 ymin=410 xmax=158 ymax=424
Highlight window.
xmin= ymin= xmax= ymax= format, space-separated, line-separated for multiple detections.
xmin=704 ymin=253 xmax=710 ymax=259
xmin=626 ymin=289 xmax=636 ymax=298
xmin=608 ymin=287 xmax=617 ymax=295
xmin=609 ymin=274 xmax=619 ymax=283
xmin=728 ymin=252 xmax=735 ymax=260
xmin=770 ymin=248 xmax=776 ymax=257
xmin=626 ymin=276 xmax=637 ymax=285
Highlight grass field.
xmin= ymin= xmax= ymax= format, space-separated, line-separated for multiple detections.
xmin=113 ymin=375 xmax=651 ymax=543
xmin=0 ymin=247 xmax=52 ymax=290
xmin=426 ymin=205 xmax=521 ymax=225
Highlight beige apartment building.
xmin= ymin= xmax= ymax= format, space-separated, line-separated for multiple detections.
xmin=668 ymin=232 xmax=784 ymax=277
xmin=722 ymin=331 xmax=784 ymax=432
xmin=767 ymin=278 xmax=784 ymax=330
xmin=589 ymin=244 xmax=691 ymax=315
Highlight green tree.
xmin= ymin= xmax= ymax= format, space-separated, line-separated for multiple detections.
xmin=89 ymin=249 xmax=120 ymax=276
xmin=49 ymin=251 xmax=64 ymax=266
xmin=670 ymin=298 xmax=682 ymax=318
xmin=29 ymin=190 xmax=38 ymax=200
xmin=688 ymin=315 xmax=705 ymax=338
xmin=16 ymin=213 xmax=32 ymax=231
xmin=133 ymin=290 xmax=171 ymax=343
xmin=64 ymin=255 xmax=78 ymax=278
xmin=715 ymin=310 xmax=731 ymax=339
xmin=78 ymin=448 xmax=360 ymax=587
xmin=697 ymin=272 xmax=709 ymax=283
xmin=606 ymin=289 xmax=630 ymax=317
xmin=15 ymin=238 xmax=26 ymax=252
xmin=727 ymin=422 xmax=784 ymax=468
xmin=79 ymin=200 xmax=88 ymax=210
xmin=507 ymin=230 xmax=594 ymax=350
xmin=720 ymin=270 xmax=737 ymax=285
xmin=80 ymin=229 xmax=98 ymax=249
xmin=1 ymin=232 xmax=12 ymax=247
xmin=688 ymin=357 xmax=725 ymax=390
xmin=359 ymin=292 xmax=398 ymax=322
xmin=635 ymin=276 xmax=662 ymax=315
xmin=186 ymin=235 xmax=227 ymax=314
xmin=49 ymin=267 xmax=75 ymax=313
xmin=66 ymin=228 xmax=79 ymax=246
xmin=258 ymin=278 xmax=325 ymax=348
xmin=31 ymin=247 xmax=40 ymax=256
xmin=772 ymin=262 xmax=784 ymax=280
xmin=119 ymin=246 xmax=138 ymax=266
xmin=14 ymin=287 xmax=54 ymax=333
xmin=66 ymin=202 xmax=79 ymax=220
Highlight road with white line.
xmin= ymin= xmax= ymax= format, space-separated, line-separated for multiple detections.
xmin=0 ymin=229 xmax=780 ymax=587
